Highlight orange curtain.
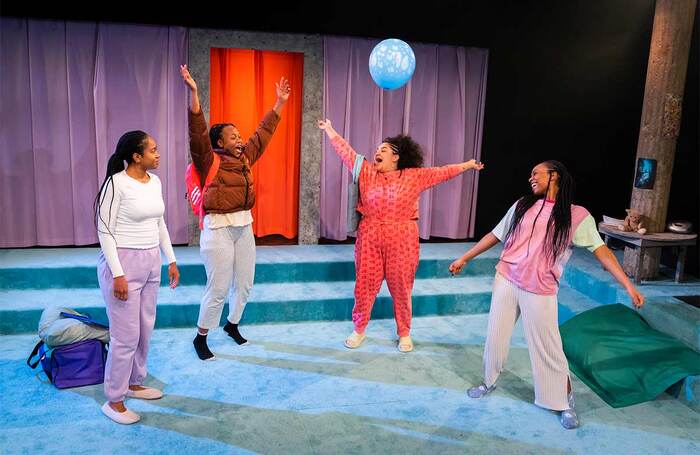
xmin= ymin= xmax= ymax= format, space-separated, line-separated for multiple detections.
xmin=210 ymin=48 xmax=303 ymax=239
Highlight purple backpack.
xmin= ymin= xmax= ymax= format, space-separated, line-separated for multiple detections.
xmin=27 ymin=312 xmax=108 ymax=389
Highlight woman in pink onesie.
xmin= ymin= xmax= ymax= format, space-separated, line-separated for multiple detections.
xmin=318 ymin=119 xmax=484 ymax=352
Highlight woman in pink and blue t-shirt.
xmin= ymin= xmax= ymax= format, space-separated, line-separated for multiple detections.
xmin=449 ymin=160 xmax=644 ymax=430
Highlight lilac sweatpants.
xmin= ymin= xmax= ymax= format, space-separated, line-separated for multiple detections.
xmin=98 ymin=247 xmax=161 ymax=402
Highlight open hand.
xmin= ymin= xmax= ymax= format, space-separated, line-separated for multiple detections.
xmin=276 ymin=77 xmax=291 ymax=102
xmin=180 ymin=64 xmax=197 ymax=92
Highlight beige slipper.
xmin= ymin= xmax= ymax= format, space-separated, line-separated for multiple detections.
xmin=101 ymin=402 xmax=140 ymax=425
xmin=398 ymin=336 xmax=414 ymax=353
xmin=344 ymin=331 xmax=366 ymax=349
xmin=126 ymin=386 xmax=163 ymax=400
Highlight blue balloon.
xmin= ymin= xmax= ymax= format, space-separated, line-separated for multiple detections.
xmin=369 ymin=39 xmax=416 ymax=90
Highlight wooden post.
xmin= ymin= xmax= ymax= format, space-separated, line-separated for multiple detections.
xmin=675 ymin=246 xmax=687 ymax=282
xmin=623 ymin=0 xmax=697 ymax=280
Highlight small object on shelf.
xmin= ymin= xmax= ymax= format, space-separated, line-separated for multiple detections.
xmin=619 ymin=208 xmax=647 ymax=235
xmin=667 ymin=221 xmax=693 ymax=234
xmin=603 ymin=215 xmax=625 ymax=228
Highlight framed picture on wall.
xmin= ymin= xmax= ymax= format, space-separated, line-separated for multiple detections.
xmin=634 ymin=158 xmax=657 ymax=190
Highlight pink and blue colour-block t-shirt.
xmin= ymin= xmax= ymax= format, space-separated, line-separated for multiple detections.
xmin=492 ymin=199 xmax=605 ymax=295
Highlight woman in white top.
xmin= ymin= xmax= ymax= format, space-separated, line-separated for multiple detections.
xmin=94 ymin=130 xmax=180 ymax=425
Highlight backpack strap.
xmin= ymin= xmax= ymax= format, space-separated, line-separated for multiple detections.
xmin=59 ymin=312 xmax=109 ymax=329
xmin=204 ymin=153 xmax=221 ymax=187
xmin=27 ymin=340 xmax=46 ymax=369
xmin=199 ymin=153 xmax=221 ymax=229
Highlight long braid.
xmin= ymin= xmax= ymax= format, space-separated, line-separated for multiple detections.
xmin=543 ymin=161 xmax=574 ymax=264
xmin=524 ymin=173 xmax=552 ymax=257
xmin=93 ymin=131 xmax=149 ymax=238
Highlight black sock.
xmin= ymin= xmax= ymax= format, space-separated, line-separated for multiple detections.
xmin=193 ymin=333 xmax=215 ymax=360
xmin=223 ymin=322 xmax=248 ymax=345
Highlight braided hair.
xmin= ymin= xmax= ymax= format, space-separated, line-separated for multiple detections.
xmin=504 ymin=160 xmax=575 ymax=264
xmin=93 ymin=131 xmax=150 ymax=237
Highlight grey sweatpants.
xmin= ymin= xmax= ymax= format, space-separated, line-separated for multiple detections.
xmin=197 ymin=223 xmax=256 ymax=329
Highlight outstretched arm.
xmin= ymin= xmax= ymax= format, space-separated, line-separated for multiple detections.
xmin=449 ymin=233 xmax=500 ymax=275
xmin=572 ymin=214 xmax=645 ymax=308
xmin=417 ymin=159 xmax=484 ymax=191
xmin=593 ymin=245 xmax=645 ymax=308
xmin=450 ymin=201 xmax=518 ymax=275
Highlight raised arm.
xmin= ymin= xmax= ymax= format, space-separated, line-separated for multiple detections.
xmin=180 ymin=64 xmax=214 ymax=175
xmin=318 ymin=119 xmax=360 ymax=171
xmin=180 ymin=64 xmax=201 ymax=114
xmin=243 ymin=77 xmax=290 ymax=165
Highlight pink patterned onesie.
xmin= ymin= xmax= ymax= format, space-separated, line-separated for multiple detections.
xmin=330 ymin=136 xmax=463 ymax=336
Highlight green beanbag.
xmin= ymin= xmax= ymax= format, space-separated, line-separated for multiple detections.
xmin=560 ymin=303 xmax=700 ymax=408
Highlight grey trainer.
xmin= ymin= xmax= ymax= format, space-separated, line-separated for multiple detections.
xmin=559 ymin=407 xmax=579 ymax=429
xmin=560 ymin=392 xmax=579 ymax=429
xmin=467 ymin=383 xmax=496 ymax=398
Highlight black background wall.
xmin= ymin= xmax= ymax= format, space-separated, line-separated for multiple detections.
xmin=4 ymin=0 xmax=698 ymax=275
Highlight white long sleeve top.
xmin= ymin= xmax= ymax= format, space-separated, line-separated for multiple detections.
xmin=97 ymin=170 xmax=176 ymax=277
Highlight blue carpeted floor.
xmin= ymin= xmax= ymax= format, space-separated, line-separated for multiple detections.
xmin=1 ymin=244 xmax=699 ymax=454
xmin=2 ymin=315 xmax=699 ymax=454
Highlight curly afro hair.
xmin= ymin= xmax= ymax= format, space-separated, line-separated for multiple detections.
xmin=383 ymin=134 xmax=424 ymax=169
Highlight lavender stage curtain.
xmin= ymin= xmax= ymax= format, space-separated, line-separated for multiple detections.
xmin=0 ymin=18 xmax=188 ymax=247
xmin=321 ymin=36 xmax=488 ymax=240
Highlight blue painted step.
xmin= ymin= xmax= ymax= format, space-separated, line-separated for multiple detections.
xmin=0 ymin=276 xmax=496 ymax=335
xmin=0 ymin=244 xmax=500 ymax=289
